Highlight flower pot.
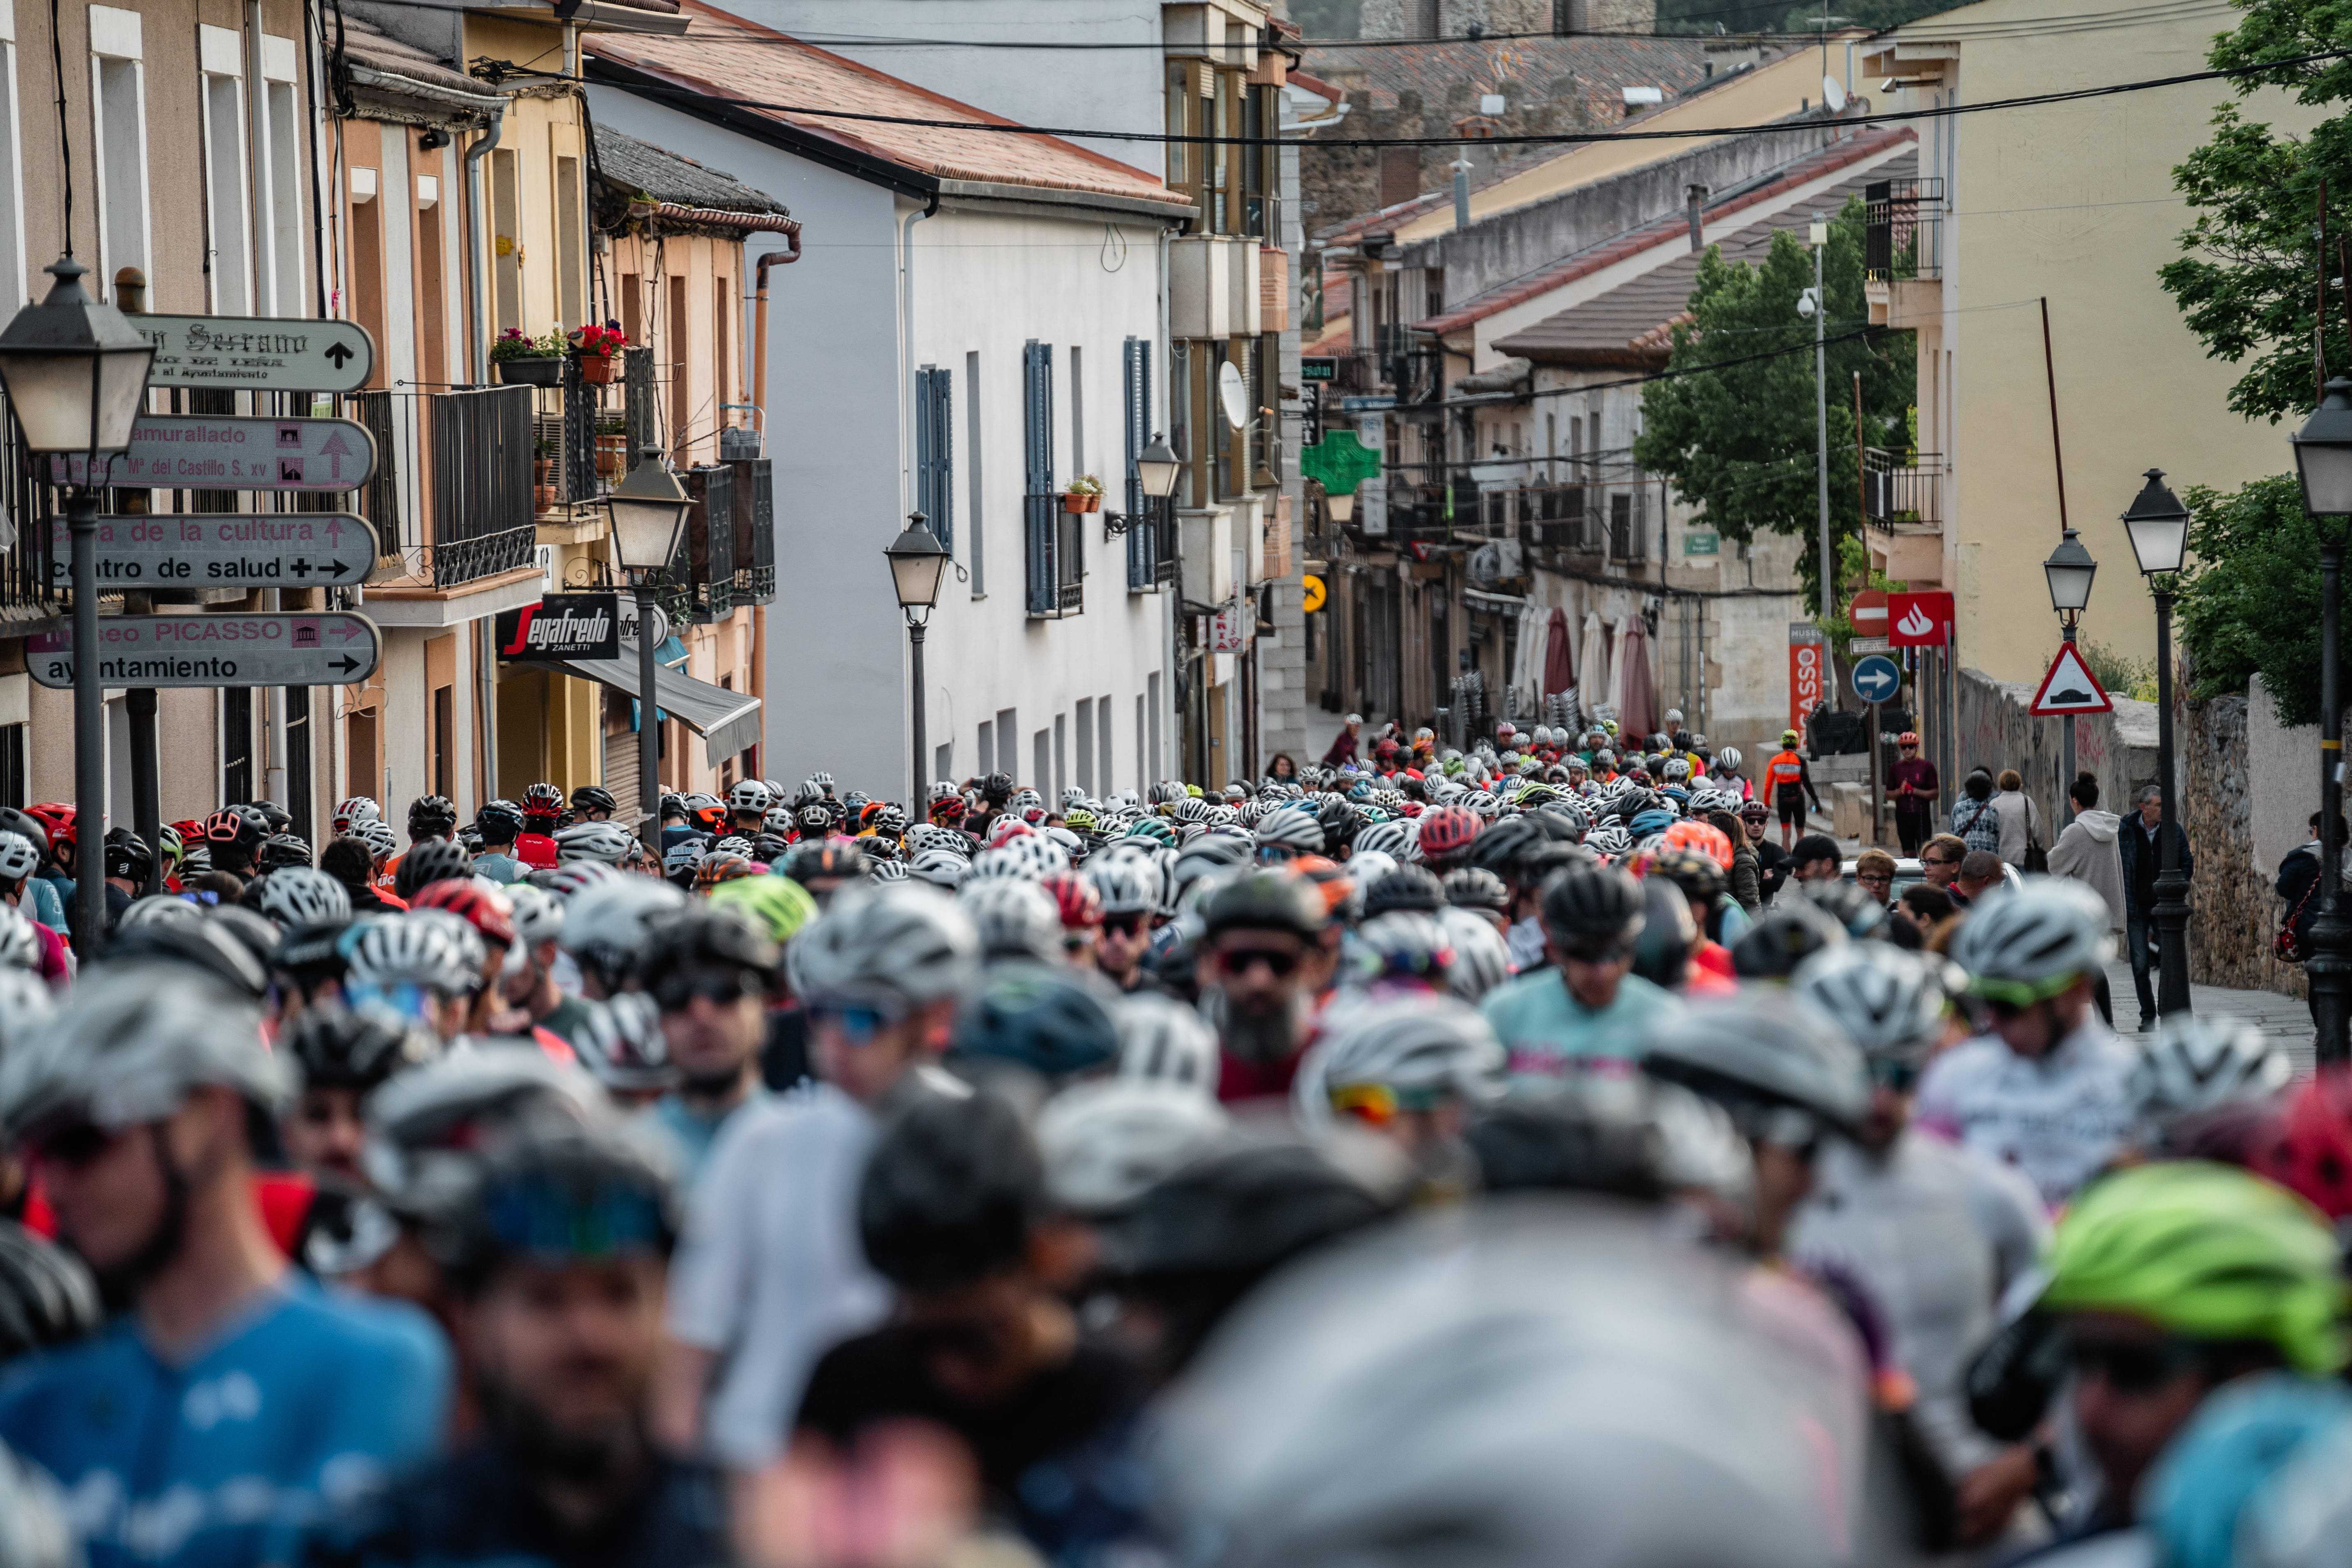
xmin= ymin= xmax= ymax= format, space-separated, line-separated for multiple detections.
xmin=579 ymin=354 xmax=616 ymax=385
xmin=1063 ymin=493 xmax=1101 ymax=514
xmin=595 ymin=436 xmax=625 ymax=479
xmin=1086 ymin=494 xmax=1102 ymax=513
xmin=496 ymin=355 xmax=563 ymax=387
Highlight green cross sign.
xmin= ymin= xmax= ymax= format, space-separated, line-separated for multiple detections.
xmin=1299 ymin=430 xmax=1383 ymax=496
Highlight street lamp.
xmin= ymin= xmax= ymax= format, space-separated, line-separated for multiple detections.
xmin=1324 ymin=486 xmax=1356 ymax=524
xmin=2043 ymin=527 xmax=2097 ymax=822
xmin=2292 ymin=377 xmax=2352 ymax=1061
xmin=0 ymin=256 xmax=156 ymax=952
xmin=2120 ymin=468 xmax=2193 ymax=1020
xmin=1105 ymin=434 xmax=1185 ymax=538
xmin=606 ymin=448 xmax=690 ymax=857
xmin=884 ymin=514 xmax=949 ymax=805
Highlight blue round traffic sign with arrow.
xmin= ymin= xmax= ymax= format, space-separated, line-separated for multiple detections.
xmin=1850 ymin=653 xmax=1902 ymax=704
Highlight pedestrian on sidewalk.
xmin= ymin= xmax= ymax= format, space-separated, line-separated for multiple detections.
xmin=1950 ymin=770 xmax=2003 ymax=858
xmin=2274 ymin=810 xmax=2345 ymax=1023
xmin=1888 ymin=732 xmax=1939 ymax=857
xmin=1321 ymin=714 xmax=1363 ymax=768
xmin=2045 ymin=774 xmax=2125 ymax=934
xmin=1988 ymin=769 xmax=2043 ymax=871
xmin=2117 ymin=784 xmax=2194 ymax=1033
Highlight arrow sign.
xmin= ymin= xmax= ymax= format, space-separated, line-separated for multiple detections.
xmin=47 ymin=514 xmax=377 ymax=589
xmin=27 ymin=613 xmax=383 ymax=690
xmin=131 ymin=314 xmax=376 ymax=393
xmin=2028 ymin=642 xmax=2114 ymax=716
xmin=1850 ymin=653 xmax=1902 ymax=704
xmin=51 ymin=416 xmax=378 ymax=491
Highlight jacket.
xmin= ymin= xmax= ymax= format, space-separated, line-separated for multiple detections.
xmin=2045 ymin=809 xmax=2125 ymax=929
xmin=2116 ymin=814 xmax=2193 ymax=915
xmin=1990 ymin=789 xmax=2039 ymax=867
xmin=2275 ymin=841 xmax=2345 ymax=957
xmin=1729 ymin=842 xmax=1763 ymax=915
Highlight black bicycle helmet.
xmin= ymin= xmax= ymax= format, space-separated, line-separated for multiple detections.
xmin=858 ymin=1082 xmax=1042 ymax=1291
xmin=781 ymin=838 xmax=870 ymax=886
xmin=637 ymin=905 xmax=780 ymax=984
xmin=102 ymin=827 xmax=153 ymax=884
xmin=1649 ymin=848 xmax=1726 ymax=907
xmin=1442 ymin=867 xmax=1511 ymax=916
xmin=475 ymin=800 xmax=525 ymax=839
xmin=283 ymin=1005 xmax=435 ymax=1093
xmin=0 ymin=808 xmax=45 ymax=862
xmin=101 ymin=904 xmax=269 ymax=997
xmin=1466 ymin=816 xmax=1541 ymax=880
xmin=1538 ymin=865 xmax=1645 ymax=956
xmin=1639 ymin=992 xmax=1870 ymax=1142
xmin=570 ymin=785 xmax=617 ymax=816
xmin=1201 ymin=871 xmax=1327 ymax=938
xmin=1360 ymin=865 xmax=1446 ymax=920
xmin=257 ymin=833 xmax=312 ymax=872
xmin=0 ymin=1218 xmax=101 ymax=1360
xmin=1729 ymin=899 xmax=1849 ymax=981
xmin=982 ymin=771 xmax=1016 ymax=805
xmin=394 ymin=838 xmax=474 ymax=900
xmin=248 ymin=800 xmax=292 ymax=835
xmin=406 ymin=795 xmax=459 ymax=839
xmin=1314 ymin=795 xmax=1361 ymax=856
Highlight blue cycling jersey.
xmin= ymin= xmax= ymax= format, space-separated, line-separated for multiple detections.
xmin=0 ymin=1277 xmax=450 ymax=1568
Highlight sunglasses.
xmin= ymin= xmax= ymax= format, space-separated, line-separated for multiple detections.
xmin=30 ymin=1121 xmax=120 ymax=1170
xmin=1101 ymin=912 xmax=1151 ymax=938
xmin=2064 ymin=1334 xmax=2210 ymax=1396
xmin=653 ymin=969 xmax=754 ymax=1012
xmin=1869 ymin=1058 xmax=1920 ymax=1093
xmin=809 ymin=1002 xmax=895 ymax=1045
xmin=1215 ymin=945 xmax=1303 ymax=978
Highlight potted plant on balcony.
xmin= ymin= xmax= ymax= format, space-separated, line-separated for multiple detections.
xmin=568 ymin=323 xmax=627 ymax=385
xmin=533 ymin=432 xmax=557 ymax=507
xmin=492 ymin=328 xmax=564 ymax=387
xmin=595 ymin=414 xmax=627 ymax=480
xmin=1063 ymin=475 xmax=1102 ymax=514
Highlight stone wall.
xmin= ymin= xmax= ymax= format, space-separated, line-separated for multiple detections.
xmin=1953 ymin=667 xmax=2158 ymax=841
xmin=2183 ymin=690 xmax=2307 ymax=997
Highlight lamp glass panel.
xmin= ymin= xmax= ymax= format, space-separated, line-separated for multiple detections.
xmin=610 ymin=496 xmax=685 ymax=572
xmin=2125 ymin=514 xmax=2188 ymax=576
xmin=92 ymin=345 xmax=155 ymax=453
xmin=2297 ymin=441 xmax=2352 ymax=519
xmin=2043 ymin=560 xmax=2095 ymax=612
xmin=0 ymin=352 xmax=98 ymax=453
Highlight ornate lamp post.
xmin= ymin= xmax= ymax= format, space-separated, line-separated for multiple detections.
xmin=2043 ymin=527 xmax=2097 ymax=822
xmin=0 ymin=257 xmax=156 ymax=951
xmin=2120 ymin=469 xmax=2193 ymax=1020
xmin=885 ymin=515 xmax=949 ymax=806
xmin=2290 ymin=378 xmax=2352 ymax=1060
xmin=606 ymin=449 xmax=690 ymax=858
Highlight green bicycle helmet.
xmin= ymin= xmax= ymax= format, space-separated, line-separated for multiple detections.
xmin=2041 ymin=1161 xmax=2347 ymax=1377
xmin=1127 ymin=818 xmax=1179 ymax=849
xmin=708 ymin=873 xmax=819 ymax=945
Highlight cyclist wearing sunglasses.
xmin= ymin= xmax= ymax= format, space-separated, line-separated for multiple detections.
xmin=1083 ymin=857 xmax=1160 ymax=993
xmin=1194 ymin=872 xmax=1329 ymax=1103
xmin=1481 ymin=865 xmax=1682 ymax=1085
xmin=635 ymin=908 xmax=781 ymax=1184
xmin=1789 ymin=943 xmax=2050 ymax=1545
xmin=1916 ymin=880 xmax=2138 ymax=1211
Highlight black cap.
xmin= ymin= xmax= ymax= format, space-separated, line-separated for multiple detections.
xmin=1201 ymin=870 xmax=1327 ymax=938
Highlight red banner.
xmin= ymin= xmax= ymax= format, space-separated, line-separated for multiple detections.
xmin=1789 ymin=627 xmax=1826 ymax=734
xmin=1889 ymin=590 xmax=1955 ymax=647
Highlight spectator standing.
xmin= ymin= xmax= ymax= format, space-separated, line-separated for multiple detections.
xmin=2045 ymin=774 xmax=2126 ymax=934
xmin=1953 ymin=851 xmax=2006 ymax=908
xmin=1321 ymin=713 xmax=1363 ymax=768
xmin=2276 ymin=811 xmax=2344 ymax=1024
xmin=1950 ymin=770 xmax=2003 ymax=857
xmin=1988 ymin=769 xmax=2042 ymax=870
xmin=1886 ymin=733 xmax=1939 ymax=857
xmin=2117 ymin=783 xmax=2194 ymax=1033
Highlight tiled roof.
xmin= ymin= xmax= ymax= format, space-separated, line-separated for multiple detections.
xmin=1428 ymin=127 xmax=1914 ymax=336
xmin=1490 ymin=143 xmax=1916 ymax=364
xmin=586 ymin=2 xmax=1191 ymax=212
xmin=335 ymin=13 xmax=498 ymax=101
xmin=594 ymin=124 xmax=788 ymax=214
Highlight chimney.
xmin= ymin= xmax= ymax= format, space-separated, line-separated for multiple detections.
xmin=1686 ymin=184 xmax=1708 ymax=252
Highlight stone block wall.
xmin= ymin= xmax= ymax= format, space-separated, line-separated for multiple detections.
xmin=2182 ymin=691 xmax=2306 ymax=997
xmin=1953 ymin=668 xmax=2158 ymax=839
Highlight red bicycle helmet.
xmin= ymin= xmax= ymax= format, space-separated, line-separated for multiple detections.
xmin=930 ymin=796 xmax=968 ymax=826
xmin=408 ymin=877 xmax=518 ymax=949
xmin=1416 ymin=804 xmax=1483 ymax=865
xmin=2253 ymin=1065 xmax=2352 ymax=1218
xmin=522 ymin=782 xmax=565 ymax=819
xmin=25 ymin=802 xmax=74 ymax=850
xmin=1039 ymin=870 xmax=1103 ymax=932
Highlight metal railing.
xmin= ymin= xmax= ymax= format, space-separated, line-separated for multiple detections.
xmin=1865 ymin=178 xmax=1944 ymax=283
xmin=345 ymin=385 xmax=539 ymax=590
xmin=1863 ymin=449 xmax=1945 ymax=530
xmin=666 ymin=459 xmax=776 ymax=624
xmin=1024 ymin=492 xmax=1085 ymax=617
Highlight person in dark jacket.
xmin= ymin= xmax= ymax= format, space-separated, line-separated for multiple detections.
xmin=1321 ymin=713 xmax=1363 ymax=768
xmin=2276 ymin=811 xmax=2347 ymax=1023
xmin=2117 ymin=784 xmax=2195 ymax=1032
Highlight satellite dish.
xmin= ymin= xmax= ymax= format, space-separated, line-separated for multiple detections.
xmin=1822 ymin=75 xmax=1848 ymax=113
xmin=1218 ymin=360 xmax=1248 ymax=431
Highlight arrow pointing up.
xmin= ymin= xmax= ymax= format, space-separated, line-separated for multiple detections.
xmin=325 ymin=519 xmax=344 ymax=542
xmin=323 ymin=342 xmax=355 ymax=369
xmin=317 ymin=430 xmax=356 ymax=457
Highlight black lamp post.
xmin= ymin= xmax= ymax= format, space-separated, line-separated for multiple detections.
xmin=2291 ymin=378 xmax=2352 ymax=1061
xmin=2120 ymin=469 xmax=2193 ymax=1020
xmin=885 ymin=514 xmax=949 ymax=806
xmin=606 ymin=448 xmax=690 ymax=858
xmin=2043 ymin=527 xmax=2097 ymax=823
xmin=0 ymin=257 xmax=155 ymax=953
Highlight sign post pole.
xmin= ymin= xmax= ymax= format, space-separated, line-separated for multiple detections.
xmin=638 ymin=586 xmax=662 ymax=858
xmin=1869 ymin=699 xmax=1884 ymax=848
xmin=68 ymin=488 xmax=102 ymax=948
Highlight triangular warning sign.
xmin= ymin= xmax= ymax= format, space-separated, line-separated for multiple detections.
xmin=2028 ymin=642 xmax=2113 ymax=716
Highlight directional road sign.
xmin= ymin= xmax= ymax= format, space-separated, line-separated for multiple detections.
xmin=1301 ymin=574 xmax=1327 ymax=614
xmin=131 ymin=314 xmax=375 ymax=394
xmin=2028 ymin=642 xmax=2113 ymax=716
xmin=50 ymin=512 xmax=376 ymax=590
xmin=53 ymin=416 xmax=377 ymax=491
xmin=28 ymin=613 xmax=383 ymax=689
xmin=1850 ymin=653 xmax=1902 ymax=704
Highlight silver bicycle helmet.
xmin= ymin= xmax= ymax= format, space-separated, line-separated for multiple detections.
xmin=1951 ymin=877 xmax=2114 ymax=998
xmin=2128 ymin=1015 xmax=2293 ymax=1127
xmin=957 ymin=877 xmax=1064 ymax=962
xmin=907 ymin=847 xmax=971 ymax=890
xmin=1116 ymin=991 xmax=1220 ymax=1093
xmin=786 ymin=881 xmax=979 ymax=1010
xmin=553 ymin=820 xmax=636 ymax=866
xmin=570 ymin=992 xmax=676 ymax=1094
xmin=0 ymin=966 xmax=286 ymax=1144
xmin=1792 ymin=943 xmax=1953 ymax=1065
xmin=1291 ymin=992 xmax=1505 ymax=1132
xmin=1086 ymin=855 xmax=1159 ymax=918
xmin=1434 ymin=906 xmax=1512 ymax=1003
xmin=1035 ymin=1077 xmax=1230 ymax=1217
xmin=257 ymin=866 xmax=353 ymax=929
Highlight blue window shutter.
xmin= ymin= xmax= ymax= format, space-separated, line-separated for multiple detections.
xmin=1024 ymin=341 xmax=1056 ymax=615
xmin=914 ymin=366 xmax=938 ymax=536
xmin=930 ymin=368 xmax=954 ymax=551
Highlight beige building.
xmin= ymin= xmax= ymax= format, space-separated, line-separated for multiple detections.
xmin=1860 ymin=1 xmax=2321 ymax=685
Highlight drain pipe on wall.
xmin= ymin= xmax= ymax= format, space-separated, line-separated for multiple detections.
xmin=1158 ymin=222 xmax=1176 ymax=781
xmin=749 ymin=222 xmax=802 ymax=440
xmin=464 ymin=102 xmax=507 ymax=385
xmin=898 ymin=193 xmax=937 ymax=519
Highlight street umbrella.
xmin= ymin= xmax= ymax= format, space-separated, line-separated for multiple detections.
xmin=1542 ymin=607 xmax=1574 ymax=699
xmin=1618 ymin=618 xmax=1658 ymax=740
xmin=1579 ymin=609 xmax=1611 ymax=715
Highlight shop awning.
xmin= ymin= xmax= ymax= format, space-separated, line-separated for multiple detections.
xmin=556 ymin=639 xmax=763 ymax=761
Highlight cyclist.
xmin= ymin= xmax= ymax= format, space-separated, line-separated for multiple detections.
xmin=279 ymin=1007 xmax=434 ymax=1184
xmin=1916 ymin=879 xmax=2138 ymax=1209
xmin=1194 ymin=872 xmax=1329 ymax=1102
xmin=1291 ymin=992 xmax=1503 ymax=1199
xmin=634 ymin=907 xmax=781 ymax=1183
xmin=495 ymin=885 xmax=602 ymax=1050
xmin=517 ymin=784 xmax=566 ymax=870
xmin=469 ymin=800 xmax=528 ymax=885
xmin=1084 ymin=856 xmax=1159 ymax=993
xmin=570 ymin=785 xmax=618 ymax=825
xmin=0 ymin=831 xmax=68 ymax=987
xmin=1480 ymin=865 xmax=1682 ymax=1082
xmin=0 ymin=968 xmax=449 ymax=1568
xmin=378 ymin=796 xmax=458 ymax=898
xmin=1762 ymin=730 xmax=1821 ymax=851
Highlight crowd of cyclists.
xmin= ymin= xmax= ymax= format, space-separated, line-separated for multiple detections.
xmin=0 ymin=711 xmax=2346 ymax=1568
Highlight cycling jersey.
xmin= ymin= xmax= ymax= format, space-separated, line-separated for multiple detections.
xmin=1479 ymin=970 xmax=1683 ymax=1081
xmin=0 ymin=1277 xmax=450 ymax=1568
xmin=1764 ymin=750 xmax=1808 ymax=793
xmin=513 ymin=832 xmax=558 ymax=871
xmin=469 ymin=852 xmax=526 ymax=885
xmin=23 ymin=874 xmax=66 ymax=931
xmin=1913 ymin=1021 xmax=2142 ymax=1210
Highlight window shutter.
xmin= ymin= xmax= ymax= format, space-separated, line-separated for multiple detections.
xmin=931 ymin=368 xmax=954 ymax=550
xmin=914 ymin=366 xmax=938 ymax=534
xmin=1024 ymin=341 xmax=1055 ymax=615
xmin=1124 ymin=338 xmax=1150 ymax=590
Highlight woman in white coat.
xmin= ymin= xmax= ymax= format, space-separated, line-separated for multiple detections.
xmin=1989 ymin=768 xmax=2041 ymax=869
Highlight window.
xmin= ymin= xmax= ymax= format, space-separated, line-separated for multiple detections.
xmin=1068 ymin=345 xmax=1084 ymax=480
xmin=1053 ymin=714 xmax=1067 ymax=799
xmin=348 ymin=173 xmax=386 ymax=391
xmin=555 ymin=154 xmax=583 ymax=328
xmin=976 ymin=719 xmax=993 ymax=777
xmin=1166 ymin=60 xmax=1201 ymax=217
xmin=1169 ymin=341 xmax=1195 ymax=507
xmin=1210 ymin=338 xmax=1240 ymax=500
xmin=199 ymin=28 xmax=251 ymax=314
xmin=1033 ymin=729 xmax=1051 ymax=797
xmin=935 ymin=743 xmax=952 ymax=782
xmin=1207 ymin=70 xmax=1231 ymax=235
xmin=1243 ymin=84 xmax=1273 ymax=238
xmin=1097 ymin=694 xmax=1112 ymax=794
xmin=713 ymin=279 xmax=731 ymax=418
xmin=1146 ymin=673 xmax=1162 ymax=783
xmin=260 ymin=39 xmax=304 ymax=314
xmin=1134 ymin=693 xmax=1145 ymax=792
xmin=1123 ymin=337 xmax=1156 ymax=590
xmin=1253 ymin=331 xmax=1280 ymax=486
xmin=619 ymin=272 xmax=642 ymax=346
xmin=1075 ymin=698 xmax=1094 ymax=794
xmin=431 ymin=685 xmax=454 ymax=800
xmin=490 ymin=148 xmax=521 ymax=336
xmin=416 ymin=182 xmax=446 ymax=387
xmin=89 ymin=6 xmax=149 ymax=289
xmin=286 ymin=686 xmax=312 ymax=848
xmin=965 ymin=351 xmax=983 ymax=595
xmin=995 ymin=709 xmax=1018 ymax=778
xmin=1022 ymin=340 xmax=1077 ymax=616
xmin=914 ymin=364 xmax=954 ymax=549
xmin=0 ymin=724 xmax=23 ymax=807
xmin=221 ymin=688 xmax=254 ymax=806
xmin=669 ymin=274 xmax=689 ymax=460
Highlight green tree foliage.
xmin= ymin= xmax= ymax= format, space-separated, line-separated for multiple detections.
xmin=2160 ymin=0 xmax=2352 ymax=423
xmin=1632 ymin=197 xmax=1913 ymax=604
xmin=2175 ymin=473 xmax=2352 ymax=723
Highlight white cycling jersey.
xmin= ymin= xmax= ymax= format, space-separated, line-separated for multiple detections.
xmin=1912 ymin=1020 xmax=2140 ymax=1210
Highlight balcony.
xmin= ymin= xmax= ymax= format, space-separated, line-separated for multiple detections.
xmin=1024 ymin=493 xmax=1085 ymax=618
xmin=1123 ymin=481 xmax=1178 ymax=593
xmin=657 ymin=459 xmax=775 ymax=625
xmin=1865 ymin=178 xmax=1944 ymax=284
xmin=1863 ymin=449 xmax=1945 ymax=531
xmin=349 ymin=386 xmax=539 ymax=591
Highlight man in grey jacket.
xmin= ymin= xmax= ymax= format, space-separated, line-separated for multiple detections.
xmin=2045 ymin=774 xmax=2125 ymax=932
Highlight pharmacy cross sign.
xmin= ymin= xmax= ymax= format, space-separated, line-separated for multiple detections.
xmin=1299 ymin=430 xmax=1383 ymax=495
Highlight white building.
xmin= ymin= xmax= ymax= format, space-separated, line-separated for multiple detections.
xmin=586 ymin=9 xmax=1194 ymax=800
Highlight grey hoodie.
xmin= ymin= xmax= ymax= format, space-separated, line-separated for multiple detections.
xmin=2048 ymin=807 xmax=2126 ymax=929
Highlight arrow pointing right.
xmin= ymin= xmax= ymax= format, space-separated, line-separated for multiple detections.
xmin=332 ymin=655 xmax=360 ymax=675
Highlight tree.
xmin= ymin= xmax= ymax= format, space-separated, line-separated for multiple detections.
xmin=1632 ymin=197 xmax=1913 ymax=604
xmin=2160 ymin=0 xmax=2352 ymax=423
xmin=2175 ymin=473 xmax=2352 ymax=724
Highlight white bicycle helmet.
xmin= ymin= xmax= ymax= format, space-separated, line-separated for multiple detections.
xmin=664 ymin=839 xmax=709 ymax=877
xmin=728 ymin=779 xmax=775 ymax=815
xmin=1086 ymin=856 xmax=1160 ymax=918
xmin=1036 ymin=1077 xmax=1230 ymax=1216
xmin=1434 ymin=906 xmax=1511 ymax=1003
xmin=356 ymin=821 xmax=401 ymax=861
xmin=2129 ymin=1015 xmax=2293 ymax=1127
xmin=906 ymin=824 xmax=971 ymax=859
xmin=559 ymin=876 xmax=689 ymax=987
xmin=1254 ymin=808 xmax=1325 ymax=857
xmin=334 ymin=796 xmax=383 ymax=833
xmin=505 ymin=883 xmax=563 ymax=949
xmin=258 ymin=867 xmax=353 ymax=930
xmin=908 ymin=847 xmax=971 ymax=890
xmin=1355 ymin=820 xmax=1413 ymax=860
xmin=570 ymin=992 xmax=675 ymax=1094
xmin=1952 ymin=878 xmax=2114 ymax=999
xmin=542 ymin=860 xmax=619 ymax=902
xmin=553 ymin=821 xmax=636 ymax=866
xmin=1792 ymin=943 xmax=1953 ymax=1065
xmin=1291 ymin=992 xmax=1505 ymax=1132
xmin=786 ymin=881 xmax=978 ymax=1010
xmin=1115 ymin=991 xmax=1220 ymax=1093
xmin=957 ymin=878 xmax=1064 ymax=962
xmin=0 ymin=966 xmax=287 ymax=1144
xmin=347 ymin=911 xmax=481 ymax=997
xmin=0 ymin=832 xmax=37 ymax=885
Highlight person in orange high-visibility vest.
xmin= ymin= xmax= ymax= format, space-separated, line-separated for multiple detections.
xmin=1763 ymin=729 xmax=1822 ymax=851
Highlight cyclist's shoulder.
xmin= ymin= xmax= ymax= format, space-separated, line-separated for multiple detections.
xmin=259 ymin=1279 xmax=449 ymax=1379
xmin=0 ymin=1317 xmax=136 ymax=1414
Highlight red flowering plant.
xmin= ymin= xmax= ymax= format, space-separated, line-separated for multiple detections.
xmin=567 ymin=323 xmax=629 ymax=360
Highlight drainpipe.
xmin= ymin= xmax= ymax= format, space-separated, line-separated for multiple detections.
xmin=897 ymin=195 xmax=937 ymax=517
xmin=749 ymin=222 xmax=802 ymax=438
xmin=464 ymin=102 xmax=507 ymax=385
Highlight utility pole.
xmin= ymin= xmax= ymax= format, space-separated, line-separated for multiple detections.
xmin=1809 ymin=220 xmax=1833 ymax=624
